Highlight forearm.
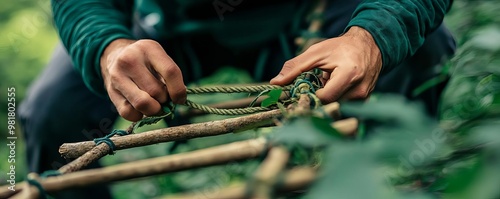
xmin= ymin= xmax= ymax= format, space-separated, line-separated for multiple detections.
xmin=52 ymin=0 xmax=135 ymax=96
xmin=346 ymin=0 xmax=453 ymax=73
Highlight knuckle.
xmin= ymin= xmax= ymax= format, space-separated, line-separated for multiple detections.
xmin=164 ymin=63 xmax=181 ymax=75
xmin=130 ymin=96 xmax=151 ymax=111
xmin=108 ymin=74 xmax=123 ymax=90
xmin=147 ymin=86 xmax=165 ymax=100
xmin=115 ymin=51 xmax=137 ymax=68
xmin=135 ymin=39 xmax=161 ymax=50
xmin=118 ymin=106 xmax=140 ymax=121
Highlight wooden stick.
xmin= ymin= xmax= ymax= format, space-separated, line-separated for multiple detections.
xmin=251 ymin=147 xmax=290 ymax=199
xmin=11 ymin=173 xmax=41 ymax=199
xmin=59 ymin=110 xmax=282 ymax=159
xmin=331 ymin=117 xmax=358 ymax=136
xmin=0 ymin=139 xmax=268 ymax=198
xmin=160 ymin=167 xmax=316 ymax=199
xmin=0 ymin=182 xmax=25 ymax=198
xmin=322 ymin=102 xmax=341 ymax=119
xmin=60 ymin=101 xmax=341 ymax=160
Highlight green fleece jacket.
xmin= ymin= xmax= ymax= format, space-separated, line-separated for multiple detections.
xmin=51 ymin=0 xmax=452 ymax=96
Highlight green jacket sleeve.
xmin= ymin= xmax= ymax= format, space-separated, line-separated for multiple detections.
xmin=346 ymin=0 xmax=453 ymax=73
xmin=52 ymin=0 xmax=135 ymax=96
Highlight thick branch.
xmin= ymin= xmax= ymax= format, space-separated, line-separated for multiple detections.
xmin=161 ymin=167 xmax=316 ymax=199
xmin=1 ymin=139 xmax=267 ymax=198
xmin=59 ymin=110 xmax=282 ymax=159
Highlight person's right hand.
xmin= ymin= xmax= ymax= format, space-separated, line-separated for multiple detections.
xmin=100 ymin=39 xmax=186 ymax=122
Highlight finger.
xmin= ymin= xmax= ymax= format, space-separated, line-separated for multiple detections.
xmin=338 ymin=70 xmax=378 ymax=100
xmin=107 ymin=88 xmax=143 ymax=121
xmin=338 ymin=83 xmax=372 ymax=100
xmin=114 ymin=76 xmax=162 ymax=116
xmin=320 ymin=71 xmax=330 ymax=86
xmin=146 ymin=46 xmax=187 ymax=104
xmin=315 ymin=67 xmax=354 ymax=103
xmin=270 ymin=48 xmax=322 ymax=85
xmin=129 ymin=65 xmax=169 ymax=103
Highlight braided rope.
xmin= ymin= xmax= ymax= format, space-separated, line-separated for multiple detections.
xmin=185 ymin=100 xmax=271 ymax=115
xmin=187 ymin=85 xmax=292 ymax=94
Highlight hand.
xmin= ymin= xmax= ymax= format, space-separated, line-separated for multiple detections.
xmin=100 ymin=39 xmax=186 ymax=121
xmin=270 ymin=26 xmax=383 ymax=103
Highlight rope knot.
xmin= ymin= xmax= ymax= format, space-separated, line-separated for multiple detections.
xmin=93 ymin=129 xmax=128 ymax=155
xmin=26 ymin=170 xmax=62 ymax=199
xmin=290 ymin=71 xmax=323 ymax=109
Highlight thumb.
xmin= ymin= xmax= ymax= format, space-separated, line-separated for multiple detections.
xmin=270 ymin=50 xmax=320 ymax=85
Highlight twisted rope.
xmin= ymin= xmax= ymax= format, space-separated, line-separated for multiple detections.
xmin=185 ymin=100 xmax=271 ymax=115
xmin=187 ymin=85 xmax=292 ymax=94
xmin=26 ymin=170 xmax=62 ymax=199
xmin=93 ymin=129 xmax=128 ymax=155
xmin=131 ymin=72 xmax=321 ymax=132
xmin=289 ymin=71 xmax=323 ymax=109
xmin=26 ymin=178 xmax=47 ymax=199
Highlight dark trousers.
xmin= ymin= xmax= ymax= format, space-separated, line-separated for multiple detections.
xmin=18 ymin=1 xmax=455 ymax=198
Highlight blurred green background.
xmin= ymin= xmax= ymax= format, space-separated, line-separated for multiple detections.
xmin=0 ymin=0 xmax=57 ymax=190
xmin=1 ymin=0 xmax=500 ymax=198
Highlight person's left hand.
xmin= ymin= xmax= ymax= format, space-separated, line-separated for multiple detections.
xmin=270 ymin=26 xmax=383 ymax=103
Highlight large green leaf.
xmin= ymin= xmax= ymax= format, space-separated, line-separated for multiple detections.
xmin=306 ymin=144 xmax=433 ymax=199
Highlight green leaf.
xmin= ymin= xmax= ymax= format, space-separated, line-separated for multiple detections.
xmin=270 ymin=116 xmax=340 ymax=147
xmin=133 ymin=104 xmax=175 ymax=132
xmin=306 ymin=144 xmax=433 ymax=199
xmin=442 ymin=158 xmax=482 ymax=194
xmin=440 ymin=150 xmax=500 ymax=199
xmin=261 ymin=89 xmax=282 ymax=108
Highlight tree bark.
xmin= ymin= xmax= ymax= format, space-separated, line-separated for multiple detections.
xmin=59 ymin=110 xmax=282 ymax=159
